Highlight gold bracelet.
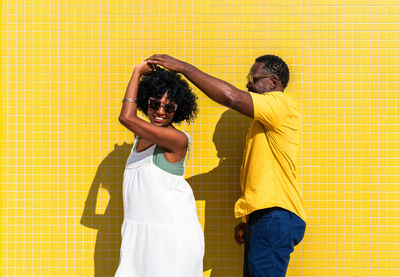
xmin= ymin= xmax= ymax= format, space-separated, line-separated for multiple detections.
xmin=123 ymin=98 xmax=137 ymax=103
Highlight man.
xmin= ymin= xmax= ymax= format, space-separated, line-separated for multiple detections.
xmin=146 ymin=54 xmax=306 ymax=277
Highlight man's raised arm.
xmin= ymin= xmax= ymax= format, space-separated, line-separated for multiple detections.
xmin=147 ymin=54 xmax=254 ymax=118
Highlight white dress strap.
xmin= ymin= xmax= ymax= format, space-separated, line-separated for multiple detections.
xmin=125 ymin=136 xmax=155 ymax=168
xmin=181 ymin=130 xmax=192 ymax=169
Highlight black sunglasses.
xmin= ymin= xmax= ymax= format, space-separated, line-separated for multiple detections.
xmin=148 ymin=98 xmax=178 ymax=114
xmin=246 ymin=74 xmax=275 ymax=85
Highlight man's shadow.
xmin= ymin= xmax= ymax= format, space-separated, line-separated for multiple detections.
xmin=80 ymin=142 xmax=132 ymax=277
xmin=187 ymin=109 xmax=251 ymax=277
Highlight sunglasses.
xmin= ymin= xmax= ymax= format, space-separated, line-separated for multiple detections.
xmin=148 ymin=98 xmax=178 ymax=114
xmin=246 ymin=74 xmax=274 ymax=85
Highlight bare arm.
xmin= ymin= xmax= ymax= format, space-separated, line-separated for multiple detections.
xmin=146 ymin=54 xmax=254 ymax=118
xmin=119 ymin=62 xmax=188 ymax=156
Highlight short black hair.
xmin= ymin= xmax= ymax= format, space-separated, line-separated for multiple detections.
xmin=137 ymin=68 xmax=198 ymax=124
xmin=255 ymin=55 xmax=290 ymax=89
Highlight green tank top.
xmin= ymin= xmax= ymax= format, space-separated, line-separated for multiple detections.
xmin=153 ymin=145 xmax=186 ymax=176
xmin=133 ymin=135 xmax=190 ymax=176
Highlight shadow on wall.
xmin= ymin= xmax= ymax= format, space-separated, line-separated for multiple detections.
xmin=187 ymin=109 xmax=251 ymax=277
xmin=79 ymin=109 xmax=250 ymax=277
xmin=80 ymin=143 xmax=132 ymax=277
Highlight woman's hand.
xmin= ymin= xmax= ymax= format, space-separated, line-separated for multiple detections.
xmin=134 ymin=61 xmax=155 ymax=76
xmin=146 ymin=54 xmax=186 ymax=73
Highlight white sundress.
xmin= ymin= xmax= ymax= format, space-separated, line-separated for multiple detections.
xmin=114 ymin=135 xmax=204 ymax=277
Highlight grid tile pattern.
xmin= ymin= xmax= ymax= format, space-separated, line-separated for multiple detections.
xmin=1 ymin=0 xmax=400 ymax=276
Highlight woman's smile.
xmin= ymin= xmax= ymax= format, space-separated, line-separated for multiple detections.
xmin=148 ymin=92 xmax=176 ymax=127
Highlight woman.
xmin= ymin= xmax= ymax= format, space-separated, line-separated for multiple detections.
xmin=114 ymin=62 xmax=204 ymax=277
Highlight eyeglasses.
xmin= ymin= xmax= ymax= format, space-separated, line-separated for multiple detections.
xmin=246 ymin=74 xmax=274 ymax=85
xmin=148 ymin=98 xmax=178 ymax=114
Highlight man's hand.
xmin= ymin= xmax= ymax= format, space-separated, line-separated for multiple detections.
xmin=146 ymin=54 xmax=186 ymax=73
xmin=234 ymin=222 xmax=247 ymax=246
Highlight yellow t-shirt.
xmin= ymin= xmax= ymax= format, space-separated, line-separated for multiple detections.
xmin=234 ymin=91 xmax=307 ymax=222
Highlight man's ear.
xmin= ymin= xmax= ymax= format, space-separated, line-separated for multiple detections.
xmin=270 ymin=77 xmax=279 ymax=90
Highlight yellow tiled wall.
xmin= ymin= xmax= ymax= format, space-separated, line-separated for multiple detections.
xmin=1 ymin=0 xmax=400 ymax=276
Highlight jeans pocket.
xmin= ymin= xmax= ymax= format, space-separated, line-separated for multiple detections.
xmin=264 ymin=211 xmax=291 ymax=248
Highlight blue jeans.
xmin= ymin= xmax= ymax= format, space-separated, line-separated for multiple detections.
xmin=243 ymin=207 xmax=306 ymax=277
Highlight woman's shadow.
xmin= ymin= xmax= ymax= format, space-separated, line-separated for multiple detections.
xmin=80 ymin=109 xmax=250 ymax=277
xmin=187 ymin=109 xmax=251 ymax=277
xmin=80 ymin=142 xmax=132 ymax=277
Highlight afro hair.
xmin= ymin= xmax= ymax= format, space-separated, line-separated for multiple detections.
xmin=137 ymin=68 xmax=198 ymax=124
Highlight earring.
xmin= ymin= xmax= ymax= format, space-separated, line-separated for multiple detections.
xmin=270 ymin=85 xmax=276 ymax=91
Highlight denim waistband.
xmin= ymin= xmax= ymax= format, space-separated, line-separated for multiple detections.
xmin=248 ymin=207 xmax=286 ymax=223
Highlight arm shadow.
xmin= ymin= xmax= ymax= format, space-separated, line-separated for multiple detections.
xmin=80 ymin=142 xmax=132 ymax=277
xmin=79 ymin=109 xmax=249 ymax=277
xmin=187 ymin=109 xmax=251 ymax=277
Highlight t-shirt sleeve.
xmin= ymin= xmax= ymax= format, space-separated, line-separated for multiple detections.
xmin=251 ymin=91 xmax=287 ymax=130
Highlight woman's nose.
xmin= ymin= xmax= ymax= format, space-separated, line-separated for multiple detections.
xmin=155 ymin=105 xmax=166 ymax=114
